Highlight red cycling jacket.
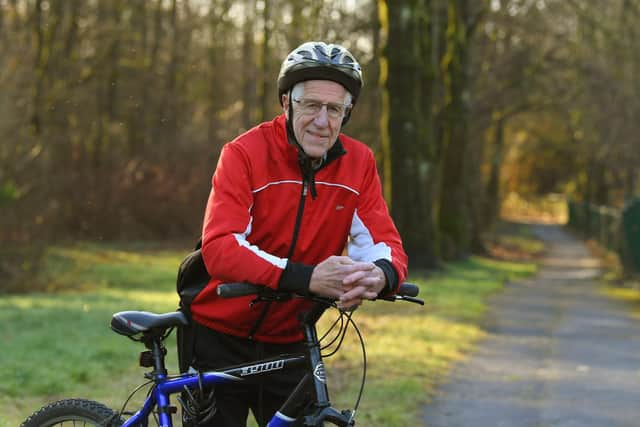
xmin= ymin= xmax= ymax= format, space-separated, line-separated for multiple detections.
xmin=190 ymin=114 xmax=408 ymax=343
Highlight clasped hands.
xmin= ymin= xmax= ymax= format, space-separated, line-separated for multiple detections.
xmin=309 ymin=255 xmax=386 ymax=309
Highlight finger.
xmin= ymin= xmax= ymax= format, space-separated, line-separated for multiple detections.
xmin=339 ymin=285 xmax=368 ymax=303
xmin=324 ymin=287 xmax=345 ymax=300
xmin=342 ymin=270 xmax=368 ymax=286
xmin=333 ymin=256 xmax=355 ymax=265
xmin=346 ymin=284 xmax=379 ymax=301
xmin=362 ymin=290 xmax=379 ymax=300
xmin=341 ymin=262 xmax=376 ymax=280
xmin=353 ymin=262 xmax=375 ymax=270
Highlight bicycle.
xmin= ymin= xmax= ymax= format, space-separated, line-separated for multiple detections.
xmin=20 ymin=282 xmax=423 ymax=426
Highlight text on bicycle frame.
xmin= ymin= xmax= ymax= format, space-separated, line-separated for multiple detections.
xmin=240 ymin=360 xmax=286 ymax=377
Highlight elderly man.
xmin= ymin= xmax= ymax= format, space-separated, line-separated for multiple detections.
xmin=189 ymin=41 xmax=408 ymax=426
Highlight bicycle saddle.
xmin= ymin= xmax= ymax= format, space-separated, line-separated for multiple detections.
xmin=111 ymin=311 xmax=188 ymax=337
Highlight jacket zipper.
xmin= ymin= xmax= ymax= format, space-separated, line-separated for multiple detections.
xmin=248 ymin=180 xmax=308 ymax=340
xmin=287 ymin=181 xmax=308 ymax=257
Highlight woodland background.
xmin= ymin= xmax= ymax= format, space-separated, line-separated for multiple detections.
xmin=1 ymin=0 xmax=639 ymax=280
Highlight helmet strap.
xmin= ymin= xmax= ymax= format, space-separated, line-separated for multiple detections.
xmin=286 ymin=88 xmax=323 ymax=199
xmin=285 ymin=89 xmax=306 ymax=155
xmin=342 ymin=106 xmax=352 ymax=127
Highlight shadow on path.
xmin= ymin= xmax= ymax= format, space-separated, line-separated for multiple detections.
xmin=423 ymin=224 xmax=640 ymax=427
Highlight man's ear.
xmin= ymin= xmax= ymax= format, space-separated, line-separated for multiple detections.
xmin=282 ymin=94 xmax=289 ymax=118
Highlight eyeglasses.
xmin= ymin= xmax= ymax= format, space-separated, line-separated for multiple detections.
xmin=293 ymin=98 xmax=351 ymax=119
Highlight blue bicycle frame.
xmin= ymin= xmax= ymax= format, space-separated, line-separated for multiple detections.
xmin=111 ymin=301 xmax=350 ymax=427
xmin=109 ymin=283 xmax=422 ymax=426
xmin=121 ymin=354 xmax=307 ymax=427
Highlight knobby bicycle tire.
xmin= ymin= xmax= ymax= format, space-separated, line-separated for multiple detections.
xmin=20 ymin=398 xmax=124 ymax=427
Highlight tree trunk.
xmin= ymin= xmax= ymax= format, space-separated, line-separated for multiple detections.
xmin=206 ymin=1 xmax=233 ymax=143
xmin=377 ymin=0 xmax=391 ymax=204
xmin=32 ymin=0 xmax=45 ymax=136
xmin=288 ymin=0 xmax=304 ymax=48
xmin=418 ymin=0 xmax=447 ymax=263
xmin=592 ymin=161 xmax=608 ymax=206
xmin=242 ymin=0 xmax=257 ymax=131
xmin=161 ymin=0 xmax=178 ymax=147
xmin=126 ymin=0 xmax=148 ymax=156
xmin=259 ymin=0 xmax=272 ymax=122
xmin=437 ymin=0 xmax=478 ymax=260
xmin=148 ymin=0 xmax=164 ymax=147
xmin=384 ymin=0 xmax=440 ymax=268
xmin=484 ymin=115 xmax=505 ymax=227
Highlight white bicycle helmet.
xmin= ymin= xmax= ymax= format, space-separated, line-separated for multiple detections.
xmin=277 ymin=41 xmax=363 ymax=104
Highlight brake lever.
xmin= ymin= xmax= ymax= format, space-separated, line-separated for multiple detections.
xmin=397 ymin=295 xmax=425 ymax=305
xmin=377 ymin=294 xmax=424 ymax=305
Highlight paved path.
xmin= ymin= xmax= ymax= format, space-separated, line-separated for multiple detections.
xmin=423 ymin=224 xmax=640 ymax=427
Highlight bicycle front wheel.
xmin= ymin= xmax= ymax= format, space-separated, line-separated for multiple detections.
xmin=20 ymin=398 xmax=124 ymax=427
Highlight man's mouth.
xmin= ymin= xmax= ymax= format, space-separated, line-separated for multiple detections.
xmin=307 ymin=130 xmax=329 ymax=139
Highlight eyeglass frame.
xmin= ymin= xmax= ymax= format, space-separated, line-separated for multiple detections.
xmin=292 ymin=97 xmax=352 ymax=119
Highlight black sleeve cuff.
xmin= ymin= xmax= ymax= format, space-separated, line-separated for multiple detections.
xmin=278 ymin=261 xmax=314 ymax=294
xmin=374 ymin=259 xmax=398 ymax=297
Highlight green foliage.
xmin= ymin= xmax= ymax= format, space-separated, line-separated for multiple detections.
xmin=2 ymin=0 xmax=639 ymax=261
xmin=0 ymin=181 xmax=19 ymax=206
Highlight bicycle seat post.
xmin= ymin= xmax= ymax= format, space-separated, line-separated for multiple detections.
xmin=145 ymin=335 xmax=177 ymax=425
xmin=149 ymin=338 xmax=168 ymax=380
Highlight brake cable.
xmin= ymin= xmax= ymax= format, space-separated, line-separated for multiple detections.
xmin=316 ymin=305 xmax=367 ymax=417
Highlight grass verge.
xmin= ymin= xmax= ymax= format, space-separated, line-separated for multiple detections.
xmin=1 ymin=226 xmax=538 ymax=426
xmin=584 ymin=239 xmax=640 ymax=319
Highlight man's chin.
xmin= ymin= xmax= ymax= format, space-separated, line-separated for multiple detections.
xmin=300 ymin=142 xmax=330 ymax=158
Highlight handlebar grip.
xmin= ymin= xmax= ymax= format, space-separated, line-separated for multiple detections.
xmin=217 ymin=283 xmax=263 ymax=298
xmin=397 ymin=283 xmax=419 ymax=297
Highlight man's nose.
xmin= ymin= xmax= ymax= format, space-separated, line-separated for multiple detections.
xmin=313 ymin=106 xmax=330 ymax=126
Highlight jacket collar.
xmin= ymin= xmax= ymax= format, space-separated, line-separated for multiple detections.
xmin=274 ymin=114 xmax=347 ymax=168
xmin=275 ymin=114 xmax=347 ymax=199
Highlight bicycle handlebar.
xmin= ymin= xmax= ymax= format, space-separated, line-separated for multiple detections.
xmin=216 ymin=282 xmax=266 ymax=298
xmin=397 ymin=283 xmax=419 ymax=297
xmin=217 ymin=282 xmax=421 ymax=301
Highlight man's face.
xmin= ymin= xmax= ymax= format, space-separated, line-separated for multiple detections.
xmin=283 ymin=80 xmax=349 ymax=159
